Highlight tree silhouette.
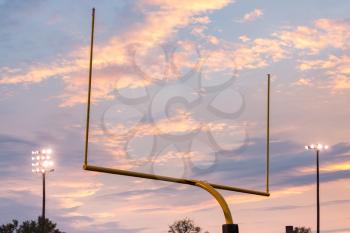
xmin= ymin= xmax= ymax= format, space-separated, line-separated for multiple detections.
xmin=0 ymin=217 xmax=65 ymax=233
xmin=168 ymin=218 xmax=209 ymax=233
xmin=0 ymin=220 xmax=18 ymax=233
xmin=293 ymin=226 xmax=311 ymax=233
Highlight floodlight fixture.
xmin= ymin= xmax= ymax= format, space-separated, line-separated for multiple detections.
xmin=31 ymin=149 xmax=54 ymax=174
xmin=305 ymin=143 xmax=329 ymax=151
xmin=31 ymin=148 xmax=55 ymax=233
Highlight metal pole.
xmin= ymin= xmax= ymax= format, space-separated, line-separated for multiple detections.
xmin=195 ymin=181 xmax=233 ymax=224
xmin=84 ymin=8 xmax=95 ymax=168
xmin=266 ymin=74 xmax=270 ymax=193
xmin=194 ymin=181 xmax=239 ymax=233
xmin=316 ymin=150 xmax=320 ymax=233
xmin=42 ymin=172 xmax=46 ymax=233
xmin=85 ymin=164 xmax=269 ymax=196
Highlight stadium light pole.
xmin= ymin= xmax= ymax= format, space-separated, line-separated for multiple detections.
xmin=305 ymin=143 xmax=329 ymax=233
xmin=31 ymin=148 xmax=54 ymax=233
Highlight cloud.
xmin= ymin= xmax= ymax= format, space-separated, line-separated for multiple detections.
xmin=0 ymin=196 xmax=42 ymax=224
xmin=293 ymin=78 xmax=312 ymax=86
xmin=0 ymin=188 xmax=94 ymax=233
xmin=1 ymin=14 xmax=349 ymax=106
xmin=191 ymin=16 xmax=211 ymax=24
xmin=239 ymin=35 xmax=250 ymax=42
xmin=0 ymin=134 xmax=35 ymax=145
xmin=0 ymin=0 xmax=232 ymax=106
xmin=0 ymin=134 xmax=38 ymax=178
xmin=202 ymin=19 xmax=345 ymax=72
xmin=0 ymin=191 xmax=142 ymax=233
xmin=299 ymin=55 xmax=350 ymax=90
xmin=3 ymin=136 xmax=349 ymax=232
xmin=274 ymin=19 xmax=350 ymax=54
xmin=142 ymin=0 xmax=230 ymax=12
xmin=299 ymin=161 xmax=350 ymax=173
xmin=249 ymin=199 xmax=350 ymax=211
xmin=238 ymin=9 xmax=264 ymax=23
xmin=0 ymin=132 xmax=106 ymax=232
xmin=51 ymin=180 xmax=103 ymax=209
xmin=90 ymin=138 xmax=350 ymax=209
xmin=232 ymin=37 xmax=287 ymax=70
xmin=190 ymin=138 xmax=350 ymax=190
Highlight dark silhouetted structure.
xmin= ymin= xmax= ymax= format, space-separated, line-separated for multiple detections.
xmin=286 ymin=226 xmax=293 ymax=233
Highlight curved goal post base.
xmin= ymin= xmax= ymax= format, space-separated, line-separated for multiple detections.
xmin=223 ymin=224 xmax=239 ymax=233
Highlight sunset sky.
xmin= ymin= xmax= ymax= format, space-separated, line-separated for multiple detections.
xmin=0 ymin=0 xmax=350 ymax=233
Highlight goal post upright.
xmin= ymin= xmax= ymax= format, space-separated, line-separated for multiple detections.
xmin=83 ymin=8 xmax=271 ymax=233
xmin=84 ymin=8 xmax=95 ymax=169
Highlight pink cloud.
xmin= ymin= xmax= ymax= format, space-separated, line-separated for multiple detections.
xmin=275 ymin=19 xmax=350 ymax=54
xmin=239 ymin=35 xmax=250 ymax=42
xmin=299 ymin=55 xmax=350 ymax=90
xmin=238 ymin=9 xmax=264 ymax=23
xmin=1 ymin=6 xmax=349 ymax=106
xmin=0 ymin=0 xmax=232 ymax=106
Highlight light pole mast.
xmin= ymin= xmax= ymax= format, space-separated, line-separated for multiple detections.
xmin=32 ymin=148 xmax=54 ymax=233
xmin=316 ymin=149 xmax=320 ymax=233
xmin=42 ymin=171 xmax=46 ymax=225
xmin=305 ymin=144 xmax=328 ymax=233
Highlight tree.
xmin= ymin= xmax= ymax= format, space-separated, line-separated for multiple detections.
xmin=168 ymin=218 xmax=209 ymax=233
xmin=293 ymin=226 xmax=311 ymax=233
xmin=0 ymin=220 xmax=18 ymax=233
xmin=0 ymin=217 xmax=65 ymax=233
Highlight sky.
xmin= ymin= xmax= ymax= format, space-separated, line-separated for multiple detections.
xmin=0 ymin=0 xmax=350 ymax=232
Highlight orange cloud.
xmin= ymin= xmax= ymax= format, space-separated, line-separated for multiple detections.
xmin=88 ymin=109 xmax=236 ymax=159
xmin=299 ymin=55 xmax=350 ymax=90
xmin=232 ymin=37 xmax=287 ymax=70
xmin=239 ymin=35 xmax=250 ymax=42
xmin=92 ymin=18 xmax=349 ymax=82
xmin=142 ymin=0 xmax=231 ymax=12
xmin=0 ymin=0 xmax=232 ymax=106
xmin=275 ymin=19 xmax=350 ymax=54
xmin=299 ymin=160 xmax=350 ymax=174
xmin=192 ymin=16 xmax=211 ymax=24
xmin=293 ymin=78 xmax=312 ymax=86
xmin=2 ymin=7 xmax=349 ymax=106
xmin=321 ymin=162 xmax=350 ymax=172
